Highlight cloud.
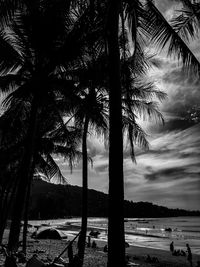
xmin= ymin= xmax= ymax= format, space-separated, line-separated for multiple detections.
xmin=146 ymin=50 xmax=200 ymax=133
xmin=144 ymin=166 xmax=185 ymax=181
xmin=56 ymin=122 xmax=200 ymax=210
xmin=93 ymin=155 xmax=108 ymax=173
xmin=87 ymin=137 xmax=107 ymax=157
xmin=123 ymin=124 xmax=200 ymax=210
xmin=55 ymin=0 xmax=200 ymax=211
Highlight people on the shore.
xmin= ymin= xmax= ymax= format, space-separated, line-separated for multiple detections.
xmin=145 ymin=254 xmax=159 ymax=263
xmin=91 ymin=240 xmax=97 ymax=249
xmin=186 ymin=243 xmax=193 ymax=267
xmin=172 ymin=249 xmax=186 ymax=256
xmin=180 ymin=249 xmax=186 ymax=256
xmin=87 ymin=236 xmax=91 ymax=248
xmin=170 ymin=241 xmax=174 ymax=254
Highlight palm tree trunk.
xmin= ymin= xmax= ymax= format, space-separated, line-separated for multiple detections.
xmin=106 ymin=1 xmax=126 ymax=267
xmin=0 ymin=177 xmax=18 ymax=244
xmin=78 ymin=116 xmax=89 ymax=267
xmin=22 ymin=164 xmax=34 ymax=254
xmin=8 ymin=94 xmax=39 ymax=252
xmin=0 ymin=185 xmax=6 ymax=223
xmin=0 ymin=188 xmax=8 ymax=243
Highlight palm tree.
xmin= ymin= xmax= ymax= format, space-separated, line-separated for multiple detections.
xmin=66 ymin=43 xmax=109 ymax=266
xmin=0 ymin=0 xmax=92 ymax=252
xmin=105 ymin=1 xmax=126 ymax=265
xmin=73 ymin=88 xmax=108 ymax=266
xmin=0 ymin=95 xmax=82 ymax=251
xmin=0 ymin=147 xmax=20 ymax=243
xmin=105 ymin=0 xmax=200 ymax=266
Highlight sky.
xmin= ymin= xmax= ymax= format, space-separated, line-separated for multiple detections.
xmin=0 ymin=1 xmax=199 ymax=211
xmin=57 ymin=1 xmax=200 ymax=211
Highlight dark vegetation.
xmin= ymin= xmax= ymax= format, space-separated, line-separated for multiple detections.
xmin=28 ymin=179 xmax=200 ymax=219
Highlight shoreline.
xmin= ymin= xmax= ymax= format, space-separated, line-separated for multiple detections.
xmin=32 ymin=222 xmax=200 ymax=255
xmin=1 ymin=228 xmax=200 ymax=267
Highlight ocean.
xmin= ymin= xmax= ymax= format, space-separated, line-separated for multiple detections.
xmin=29 ymin=216 xmax=200 ymax=255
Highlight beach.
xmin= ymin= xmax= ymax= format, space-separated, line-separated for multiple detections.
xmin=29 ymin=217 xmax=200 ymax=254
xmin=1 ymin=227 xmax=200 ymax=267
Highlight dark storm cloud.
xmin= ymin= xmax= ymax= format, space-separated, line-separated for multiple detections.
xmin=144 ymin=166 xmax=199 ymax=182
xmin=144 ymin=166 xmax=185 ymax=181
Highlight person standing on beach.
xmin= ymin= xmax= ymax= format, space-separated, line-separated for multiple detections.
xmin=170 ymin=241 xmax=174 ymax=254
xmin=186 ymin=243 xmax=193 ymax=267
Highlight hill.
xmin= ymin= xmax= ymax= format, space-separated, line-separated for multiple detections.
xmin=29 ymin=179 xmax=200 ymax=219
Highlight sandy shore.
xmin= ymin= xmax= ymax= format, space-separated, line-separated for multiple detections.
xmin=1 ymin=229 xmax=200 ymax=267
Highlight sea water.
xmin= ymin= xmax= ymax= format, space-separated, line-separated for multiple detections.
xmin=29 ymin=216 xmax=200 ymax=255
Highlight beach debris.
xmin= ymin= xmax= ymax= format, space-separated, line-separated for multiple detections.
xmin=89 ymin=230 xmax=100 ymax=238
xmin=33 ymin=228 xmax=67 ymax=240
xmin=126 ymin=255 xmax=139 ymax=266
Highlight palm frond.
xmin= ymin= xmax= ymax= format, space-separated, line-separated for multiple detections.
xmin=0 ymin=30 xmax=22 ymax=74
xmin=53 ymin=145 xmax=82 ymax=172
xmin=145 ymin=0 xmax=200 ymax=74
xmin=122 ymin=114 xmax=149 ymax=162
xmin=41 ymin=154 xmax=67 ymax=185
xmin=0 ymin=74 xmax=21 ymax=93
xmin=124 ymin=0 xmax=144 ymax=44
xmin=0 ymin=0 xmax=22 ymax=26
xmin=126 ymin=81 xmax=167 ymax=102
xmin=2 ymin=83 xmax=32 ymax=108
xmin=171 ymin=7 xmax=200 ymax=41
xmin=124 ymin=99 xmax=165 ymax=124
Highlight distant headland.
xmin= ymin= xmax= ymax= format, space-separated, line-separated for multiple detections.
xmin=29 ymin=179 xmax=200 ymax=219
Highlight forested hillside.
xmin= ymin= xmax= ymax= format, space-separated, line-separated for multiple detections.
xmin=29 ymin=179 xmax=200 ymax=219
